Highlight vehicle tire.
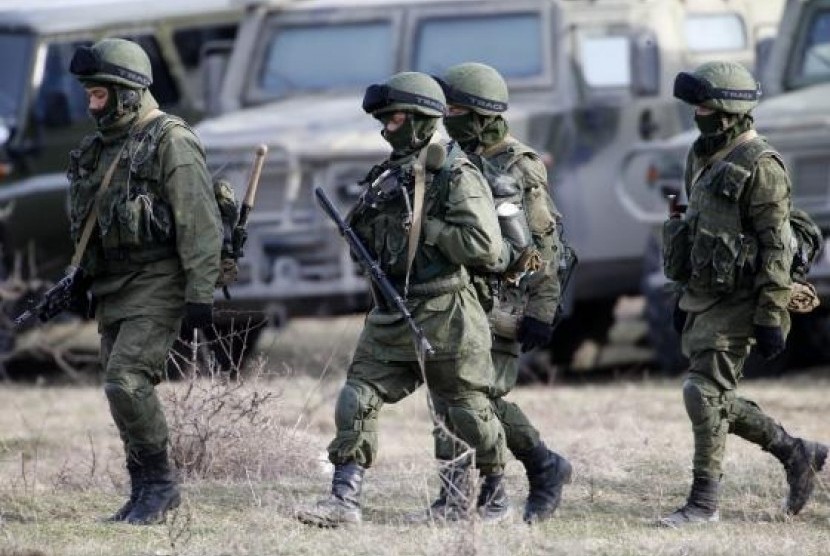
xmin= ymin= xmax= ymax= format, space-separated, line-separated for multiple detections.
xmin=787 ymin=310 xmax=830 ymax=368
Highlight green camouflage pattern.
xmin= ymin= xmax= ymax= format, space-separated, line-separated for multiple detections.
xmin=673 ymin=124 xmax=794 ymax=479
xmin=329 ymin=137 xmax=507 ymax=473
xmin=100 ymin=315 xmax=180 ymax=458
xmin=68 ymin=88 xmax=220 ymax=460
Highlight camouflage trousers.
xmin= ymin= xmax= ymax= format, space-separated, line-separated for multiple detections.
xmin=328 ymin=346 xmax=507 ymax=474
xmin=681 ymin=298 xmax=788 ymax=479
xmin=434 ymin=345 xmax=541 ymax=462
xmin=100 ymin=316 xmax=180 ymax=460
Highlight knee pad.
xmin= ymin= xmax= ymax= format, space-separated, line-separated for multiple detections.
xmin=334 ymin=379 xmax=381 ymax=431
xmin=682 ymin=377 xmax=722 ymax=427
xmin=446 ymin=403 xmax=498 ymax=452
xmin=104 ymin=375 xmax=153 ymax=423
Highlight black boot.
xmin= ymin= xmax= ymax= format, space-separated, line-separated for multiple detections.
xmin=766 ymin=427 xmax=828 ymax=515
xmin=477 ymin=472 xmax=511 ymax=523
xmin=296 ymin=463 xmax=365 ymax=527
xmin=125 ymin=450 xmax=181 ymax=525
xmin=406 ymin=462 xmax=472 ymax=524
xmin=517 ymin=443 xmax=572 ymax=523
xmin=104 ymin=458 xmax=143 ymax=522
xmin=658 ymin=475 xmax=719 ymax=528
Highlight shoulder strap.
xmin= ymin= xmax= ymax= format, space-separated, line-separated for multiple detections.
xmin=690 ymin=129 xmax=758 ymax=188
xmin=70 ymin=109 xmax=163 ymax=268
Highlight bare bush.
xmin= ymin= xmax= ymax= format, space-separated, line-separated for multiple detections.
xmin=163 ymin=331 xmax=320 ymax=481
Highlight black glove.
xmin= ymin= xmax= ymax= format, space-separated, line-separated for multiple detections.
xmin=183 ymin=302 xmax=213 ymax=331
xmin=517 ymin=316 xmax=554 ymax=352
xmin=754 ymin=325 xmax=785 ymax=360
xmin=672 ymin=299 xmax=687 ymax=336
xmin=69 ymin=271 xmax=95 ymax=318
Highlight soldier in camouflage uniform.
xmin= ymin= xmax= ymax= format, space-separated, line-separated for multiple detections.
xmin=68 ymin=38 xmax=221 ymax=524
xmin=409 ymin=63 xmax=571 ymax=524
xmin=296 ymin=72 xmax=509 ymax=527
xmin=660 ymin=61 xmax=828 ymax=527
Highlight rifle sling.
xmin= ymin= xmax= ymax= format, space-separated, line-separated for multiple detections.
xmin=70 ymin=109 xmax=164 ymax=268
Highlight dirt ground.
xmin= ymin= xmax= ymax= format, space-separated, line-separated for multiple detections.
xmin=0 ymin=317 xmax=828 ymax=556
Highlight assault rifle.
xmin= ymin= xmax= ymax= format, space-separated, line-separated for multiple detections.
xmin=314 ymin=187 xmax=434 ymax=357
xmin=14 ymin=266 xmax=86 ymax=327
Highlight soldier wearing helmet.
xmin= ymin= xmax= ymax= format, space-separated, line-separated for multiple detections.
xmin=296 ymin=72 xmax=509 ymax=527
xmin=67 ymin=38 xmax=221 ymax=524
xmin=660 ymin=61 xmax=827 ymax=527
xmin=406 ymin=62 xmax=571 ymax=525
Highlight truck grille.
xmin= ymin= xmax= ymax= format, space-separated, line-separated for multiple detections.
xmin=792 ymin=156 xmax=830 ymax=202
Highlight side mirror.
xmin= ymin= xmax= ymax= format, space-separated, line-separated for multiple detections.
xmin=201 ymin=40 xmax=234 ymax=117
xmin=631 ymin=29 xmax=660 ymax=97
xmin=41 ymin=91 xmax=71 ymax=128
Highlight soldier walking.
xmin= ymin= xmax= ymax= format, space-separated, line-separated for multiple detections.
xmin=409 ymin=63 xmax=571 ymax=524
xmin=660 ymin=61 xmax=827 ymax=527
xmin=296 ymin=72 xmax=510 ymax=527
xmin=67 ymin=38 xmax=221 ymax=524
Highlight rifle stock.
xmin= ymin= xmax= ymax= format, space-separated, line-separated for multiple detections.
xmin=314 ymin=186 xmax=434 ymax=356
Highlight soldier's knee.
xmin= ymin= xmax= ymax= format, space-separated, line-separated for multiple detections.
xmin=682 ymin=375 xmax=722 ymax=426
xmin=104 ymin=374 xmax=155 ymax=422
xmin=446 ymin=402 xmax=499 ymax=450
xmin=334 ymin=379 xmax=382 ymax=431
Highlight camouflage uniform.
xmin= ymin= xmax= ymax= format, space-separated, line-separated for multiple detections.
xmin=68 ymin=39 xmax=221 ymax=525
xmin=660 ymin=61 xmax=827 ymax=527
xmin=296 ymin=72 xmax=507 ymax=528
xmin=407 ymin=62 xmax=571 ymax=524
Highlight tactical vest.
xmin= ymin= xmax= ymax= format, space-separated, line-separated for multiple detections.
xmin=664 ymin=136 xmax=786 ymax=296
xmin=68 ymin=114 xmax=191 ymax=269
xmin=350 ymin=144 xmax=466 ymax=290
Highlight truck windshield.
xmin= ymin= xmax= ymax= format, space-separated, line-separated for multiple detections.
xmin=0 ymin=32 xmax=32 ymax=121
xmin=252 ymin=20 xmax=393 ymax=101
xmin=794 ymin=9 xmax=830 ymax=87
xmin=413 ymin=13 xmax=544 ymax=79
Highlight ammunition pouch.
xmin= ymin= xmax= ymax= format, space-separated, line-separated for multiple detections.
xmin=489 ymin=303 xmax=521 ymax=340
xmin=662 ymin=217 xmax=692 ymax=282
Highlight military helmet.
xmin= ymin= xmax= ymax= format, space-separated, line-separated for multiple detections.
xmin=436 ymin=62 xmax=508 ymax=115
xmin=673 ymin=61 xmax=759 ymax=114
xmin=362 ymin=72 xmax=445 ymax=117
xmin=70 ymin=38 xmax=153 ymax=89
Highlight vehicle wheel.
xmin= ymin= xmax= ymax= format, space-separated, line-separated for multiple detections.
xmin=641 ymin=234 xmax=688 ymax=375
xmin=787 ymin=310 xmax=830 ymax=368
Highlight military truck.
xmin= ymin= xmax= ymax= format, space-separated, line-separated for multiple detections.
xmin=619 ymin=0 xmax=830 ymax=373
xmin=0 ymin=0 xmax=242 ymax=285
xmin=200 ymin=0 xmax=783 ymax=363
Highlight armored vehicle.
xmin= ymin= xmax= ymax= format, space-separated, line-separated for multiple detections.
xmin=200 ymin=0 xmax=783 ymax=362
xmin=0 ymin=0 xmax=242 ymax=285
xmin=619 ymin=0 xmax=830 ymax=373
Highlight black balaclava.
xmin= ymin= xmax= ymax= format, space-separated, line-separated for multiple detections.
xmin=693 ymin=110 xmax=754 ymax=158
xmin=378 ymin=112 xmax=439 ymax=160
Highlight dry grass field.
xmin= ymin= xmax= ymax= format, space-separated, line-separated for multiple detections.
xmin=1 ymin=316 xmax=828 ymax=556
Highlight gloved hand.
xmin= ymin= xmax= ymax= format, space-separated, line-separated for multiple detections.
xmin=754 ymin=325 xmax=785 ymax=360
xmin=517 ymin=316 xmax=554 ymax=352
xmin=183 ymin=302 xmax=213 ymax=331
xmin=69 ymin=271 xmax=95 ymax=318
xmin=672 ymin=299 xmax=687 ymax=335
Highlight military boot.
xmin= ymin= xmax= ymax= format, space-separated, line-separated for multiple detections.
xmin=125 ymin=450 xmax=181 ymax=525
xmin=477 ymin=473 xmax=511 ymax=523
xmin=765 ymin=427 xmax=828 ymax=515
xmin=103 ymin=458 xmax=144 ymax=522
xmin=658 ymin=476 xmax=719 ymax=528
xmin=296 ymin=463 xmax=365 ymax=527
xmin=405 ymin=462 xmax=473 ymax=524
xmin=516 ymin=443 xmax=572 ymax=523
